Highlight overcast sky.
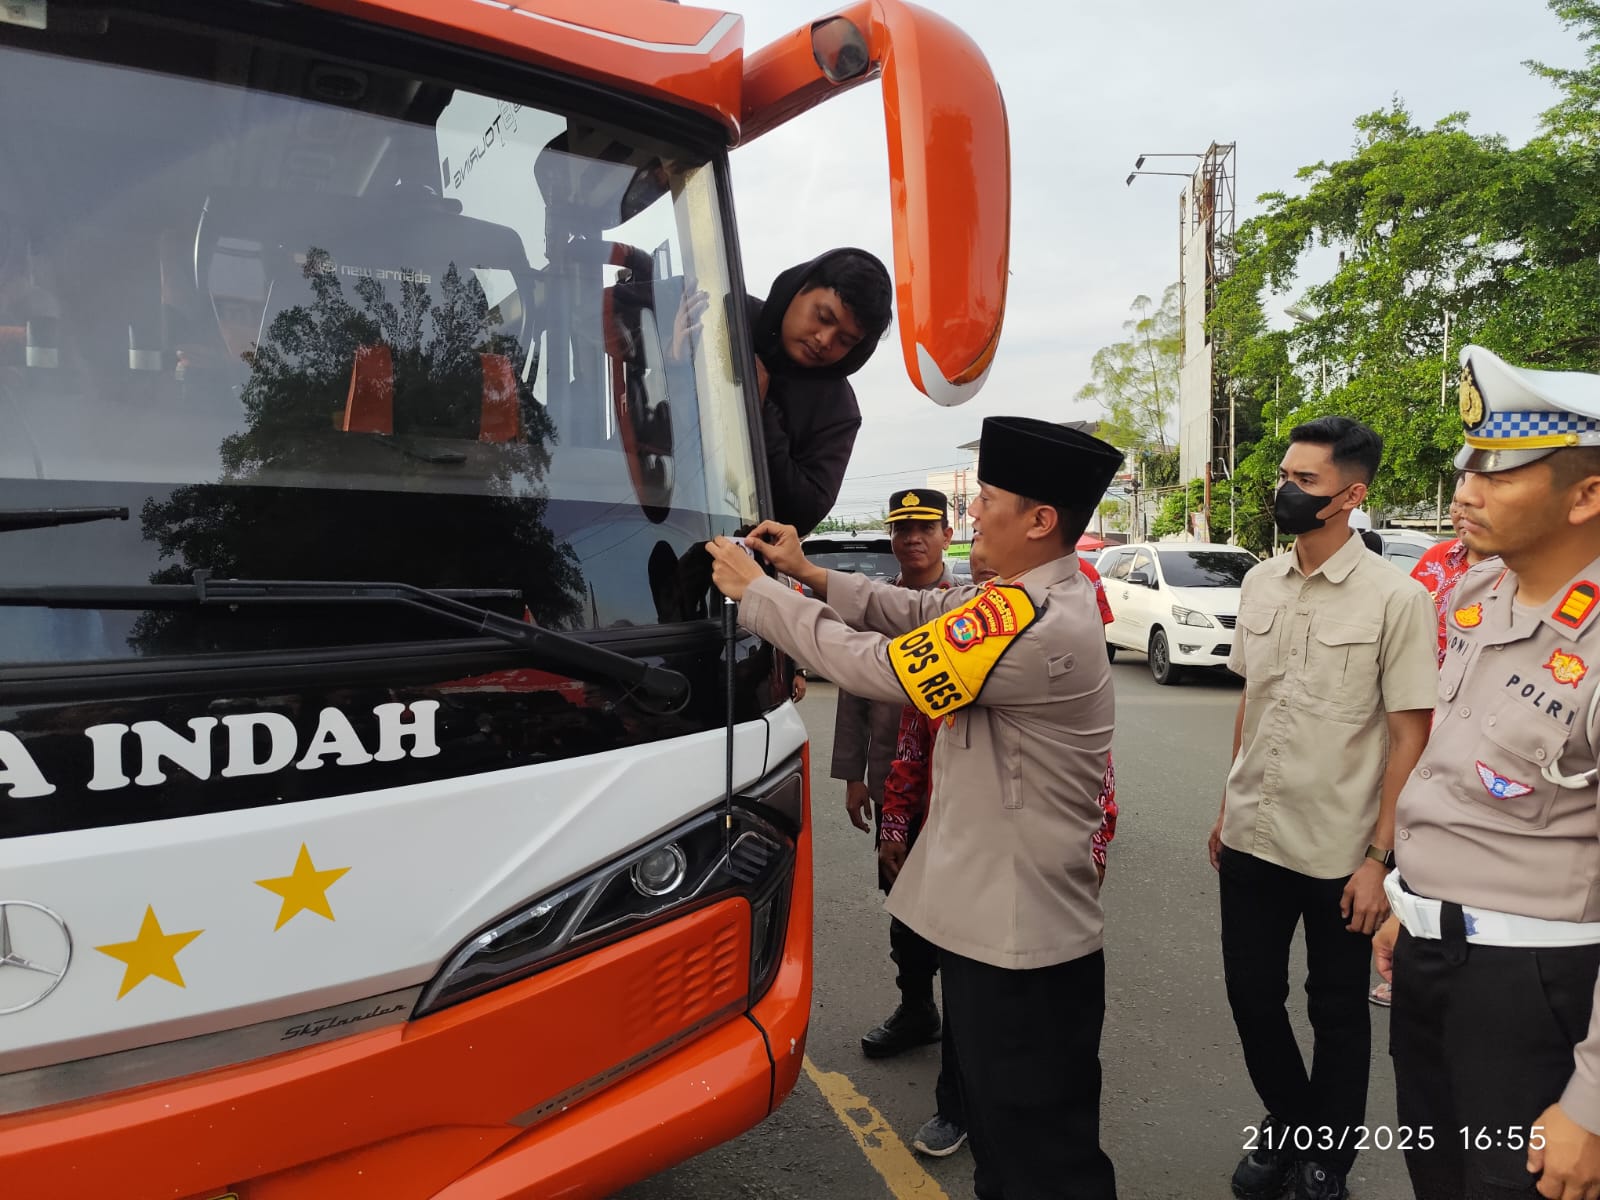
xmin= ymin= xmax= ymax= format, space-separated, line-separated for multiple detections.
xmin=723 ymin=0 xmax=1581 ymax=523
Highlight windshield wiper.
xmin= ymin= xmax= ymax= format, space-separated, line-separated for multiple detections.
xmin=0 ymin=507 xmax=129 ymax=533
xmin=0 ymin=571 xmax=690 ymax=704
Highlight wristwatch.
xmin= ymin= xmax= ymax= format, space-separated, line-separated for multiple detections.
xmin=1365 ymin=844 xmax=1396 ymax=870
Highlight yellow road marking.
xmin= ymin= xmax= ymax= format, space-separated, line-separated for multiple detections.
xmin=802 ymin=1056 xmax=952 ymax=1199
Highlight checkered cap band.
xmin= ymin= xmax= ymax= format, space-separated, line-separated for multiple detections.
xmin=1477 ymin=410 xmax=1600 ymax=439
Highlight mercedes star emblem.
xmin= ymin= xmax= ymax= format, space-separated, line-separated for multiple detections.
xmin=0 ymin=901 xmax=72 ymax=1015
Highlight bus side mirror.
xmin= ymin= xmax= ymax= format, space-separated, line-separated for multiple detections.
xmin=741 ymin=0 xmax=1010 ymax=406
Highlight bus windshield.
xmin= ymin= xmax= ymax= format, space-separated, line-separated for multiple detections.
xmin=0 ymin=14 xmax=758 ymax=666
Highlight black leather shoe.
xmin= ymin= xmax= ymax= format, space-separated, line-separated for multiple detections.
xmin=1230 ymin=1116 xmax=1296 ymax=1200
xmin=860 ymin=998 xmax=940 ymax=1058
xmin=1294 ymin=1161 xmax=1347 ymax=1200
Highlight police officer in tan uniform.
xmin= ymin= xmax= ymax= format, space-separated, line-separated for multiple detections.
xmin=831 ymin=488 xmax=956 ymax=1058
xmin=707 ymin=416 xmax=1123 ymax=1200
xmin=1376 ymin=346 xmax=1600 ymax=1200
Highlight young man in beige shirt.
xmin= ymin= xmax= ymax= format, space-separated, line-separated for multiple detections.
xmin=1212 ymin=416 xmax=1437 ymax=1200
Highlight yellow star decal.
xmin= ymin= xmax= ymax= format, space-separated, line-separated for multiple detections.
xmin=96 ymin=906 xmax=203 ymax=1000
xmin=255 ymin=843 xmax=350 ymax=930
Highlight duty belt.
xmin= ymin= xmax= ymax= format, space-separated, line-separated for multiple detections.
xmin=1385 ymin=872 xmax=1600 ymax=949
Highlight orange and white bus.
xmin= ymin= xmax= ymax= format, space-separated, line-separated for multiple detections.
xmin=0 ymin=0 xmax=1008 ymax=1195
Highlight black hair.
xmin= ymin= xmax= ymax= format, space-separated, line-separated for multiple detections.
xmin=1547 ymin=446 xmax=1600 ymax=490
xmin=799 ymin=250 xmax=893 ymax=341
xmin=1288 ymin=416 xmax=1383 ymax=484
xmin=1015 ymin=494 xmax=1090 ymax=548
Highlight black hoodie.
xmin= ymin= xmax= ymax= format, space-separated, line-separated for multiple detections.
xmin=747 ymin=249 xmax=886 ymax=536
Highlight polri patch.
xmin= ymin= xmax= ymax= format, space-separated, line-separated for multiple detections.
xmin=1554 ymin=582 xmax=1599 ymax=629
xmin=888 ymin=585 xmax=1038 ymax=719
xmin=1476 ymin=761 xmax=1534 ymax=801
xmin=1546 ymin=649 xmax=1588 ymax=687
xmin=1454 ymin=602 xmax=1484 ymax=629
xmin=943 ymin=587 xmax=1028 ymax=652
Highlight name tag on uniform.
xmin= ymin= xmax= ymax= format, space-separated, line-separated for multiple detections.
xmin=886 ymin=585 xmax=1038 ymax=718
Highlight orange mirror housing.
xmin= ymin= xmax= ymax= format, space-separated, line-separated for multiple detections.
xmin=741 ymin=0 xmax=1010 ymax=406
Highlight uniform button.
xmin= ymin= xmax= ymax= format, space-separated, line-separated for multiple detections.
xmin=1291 ymin=648 xmax=1300 ymax=657
xmin=1279 ymin=699 xmax=1288 ymax=707
xmin=1487 ymin=716 xmax=1497 ymax=727
xmin=1459 ymin=706 xmax=1471 ymax=718
xmin=1271 ymin=748 xmax=1280 ymax=756
xmin=1419 ymin=768 xmax=1432 ymax=779
xmin=1537 ymin=748 xmax=1548 ymax=760
xmin=1399 ymin=829 xmax=1411 ymax=840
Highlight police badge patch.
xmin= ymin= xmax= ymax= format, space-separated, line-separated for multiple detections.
xmin=1545 ymin=649 xmax=1588 ymax=687
xmin=1476 ymin=761 xmax=1534 ymax=801
xmin=887 ymin=585 xmax=1039 ymax=719
xmin=1460 ymin=362 xmax=1486 ymax=430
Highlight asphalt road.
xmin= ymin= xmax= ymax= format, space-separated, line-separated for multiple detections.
xmin=617 ymin=656 xmax=1417 ymax=1200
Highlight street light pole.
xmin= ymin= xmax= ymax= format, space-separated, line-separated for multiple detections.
xmin=1437 ymin=311 xmax=1452 ymax=533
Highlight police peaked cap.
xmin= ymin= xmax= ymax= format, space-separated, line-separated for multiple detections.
xmin=887 ymin=489 xmax=949 ymax=523
xmin=976 ymin=417 xmax=1124 ymax=512
xmin=1456 ymin=344 xmax=1600 ymax=473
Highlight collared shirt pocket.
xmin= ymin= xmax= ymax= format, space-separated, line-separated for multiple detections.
xmin=1469 ymin=704 xmax=1566 ymax=829
xmin=1237 ymin=605 xmax=1283 ymax=686
xmin=1304 ymin=616 xmax=1381 ymax=720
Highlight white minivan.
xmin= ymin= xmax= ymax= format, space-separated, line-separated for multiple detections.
xmin=1099 ymin=541 xmax=1258 ymax=685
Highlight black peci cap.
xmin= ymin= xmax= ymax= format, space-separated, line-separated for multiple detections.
xmin=976 ymin=417 xmax=1123 ymax=513
xmin=887 ymin=488 xmax=949 ymax=523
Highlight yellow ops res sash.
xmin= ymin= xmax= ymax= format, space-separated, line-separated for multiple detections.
xmin=886 ymin=584 xmax=1039 ymax=719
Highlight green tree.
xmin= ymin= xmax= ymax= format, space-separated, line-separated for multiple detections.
xmin=1076 ymin=284 xmax=1182 ymax=453
xmin=1211 ymin=2 xmax=1600 ymax=521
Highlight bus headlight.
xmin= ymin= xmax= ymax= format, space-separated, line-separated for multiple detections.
xmin=413 ymin=758 xmax=803 ymax=1018
xmin=631 ymin=844 xmax=688 ymax=897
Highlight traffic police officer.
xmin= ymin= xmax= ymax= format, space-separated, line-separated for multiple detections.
xmin=1377 ymin=345 xmax=1600 ymax=1200
xmin=707 ymin=416 xmax=1123 ymax=1200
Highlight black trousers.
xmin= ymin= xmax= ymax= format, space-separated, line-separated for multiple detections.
xmin=890 ymin=909 xmax=963 ymax=1122
xmin=1391 ymin=923 xmax=1600 ymax=1199
xmin=1218 ymin=847 xmax=1373 ymax=1175
xmin=941 ymin=946 xmax=1116 ymax=1200
xmin=890 ymin=914 xmax=940 ymax=995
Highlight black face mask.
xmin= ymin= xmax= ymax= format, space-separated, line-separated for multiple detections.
xmin=1273 ymin=481 xmax=1348 ymax=535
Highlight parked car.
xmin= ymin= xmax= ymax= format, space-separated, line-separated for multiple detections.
xmin=798 ymin=532 xmax=897 ymax=595
xmin=949 ymin=555 xmax=973 ymax=584
xmin=1098 ymin=542 xmax=1258 ymax=685
xmin=795 ymin=533 xmax=896 ymax=681
xmin=1367 ymin=528 xmax=1441 ymax=570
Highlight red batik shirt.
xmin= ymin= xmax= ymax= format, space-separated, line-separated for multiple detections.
xmin=1410 ymin=539 xmax=1472 ymax=665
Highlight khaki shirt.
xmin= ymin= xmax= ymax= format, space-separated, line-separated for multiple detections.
xmin=831 ymin=567 xmax=954 ymax=802
xmin=1395 ymin=557 xmax=1600 ymax=1131
xmin=740 ymin=555 xmax=1112 ymax=969
xmin=1225 ymin=532 xmax=1437 ymax=878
